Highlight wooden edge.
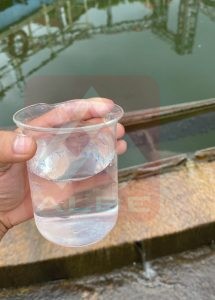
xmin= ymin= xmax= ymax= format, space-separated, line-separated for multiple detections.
xmin=0 ymin=243 xmax=138 ymax=289
xmin=119 ymin=147 xmax=215 ymax=182
xmin=137 ymin=222 xmax=215 ymax=261
xmin=1 ymin=223 xmax=215 ymax=288
xmin=195 ymin=147 xmax=215 ymax=162
xmin=119 ymin=154 xmax=187 ymax=182
xmin=118 ymin=147 xmax=215 ymax=182
xmin=121 ymin=98 xmax=215 ymax=128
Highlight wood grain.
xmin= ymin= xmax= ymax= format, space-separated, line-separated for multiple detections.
xmin=122 ymin=98 xmax=215 ymax=129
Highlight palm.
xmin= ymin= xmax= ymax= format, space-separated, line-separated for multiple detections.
xmin=0 ymin=162 xmax=33 ymax=229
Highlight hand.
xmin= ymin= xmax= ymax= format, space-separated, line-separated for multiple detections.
xmin=0 ymin=98 xmax=126 ymax=240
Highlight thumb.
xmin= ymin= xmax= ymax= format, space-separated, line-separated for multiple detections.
xmin=0 ymin=131 xmax=37 ymax=171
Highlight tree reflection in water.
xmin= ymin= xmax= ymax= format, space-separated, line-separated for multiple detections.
xmin=0 ymin=0 xmax=214 ymax=99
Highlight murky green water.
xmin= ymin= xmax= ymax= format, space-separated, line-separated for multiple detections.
xmin=0 ymin=0 xmax=214 ymax=167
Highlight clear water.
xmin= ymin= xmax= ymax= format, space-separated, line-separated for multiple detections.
xmin=34 ymin=205 xmax=118 ymax=247
xmin=29 ymin=156 xmax=118 ymax=247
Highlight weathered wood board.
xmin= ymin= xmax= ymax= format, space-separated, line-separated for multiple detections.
xmin=0 ymin=158 xmax=215 ymax=288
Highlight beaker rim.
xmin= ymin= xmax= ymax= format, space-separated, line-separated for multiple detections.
xmin=13 ymin=100 xmax=124 ymax=133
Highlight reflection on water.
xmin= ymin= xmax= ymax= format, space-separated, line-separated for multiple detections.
xmin=0 ymin=0 xmax=214 ymax=168
xmin=0 ymin=1 xmax=214 ymax=100
xmin=0 ymin=0 xmax=214 ymax=109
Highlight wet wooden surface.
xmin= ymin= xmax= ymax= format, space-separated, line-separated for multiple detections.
xmin=1 ymin=246 xmax=215 ymax=300
xmin=1 ymin=159 xmax=215 ymax=288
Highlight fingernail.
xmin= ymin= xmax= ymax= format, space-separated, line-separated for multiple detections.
xmin=13 ymin=135 xmax=33 ymax=154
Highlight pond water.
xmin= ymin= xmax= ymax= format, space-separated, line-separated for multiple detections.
xmin=0 ymin=0 xmax=214 ymax=167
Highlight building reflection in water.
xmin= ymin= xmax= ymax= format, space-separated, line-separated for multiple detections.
xmin=0 ymin=0 xmax=214 ymax=99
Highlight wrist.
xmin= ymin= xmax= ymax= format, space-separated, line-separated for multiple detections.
xmin=0 ymin=218 xmax=8 ymax=241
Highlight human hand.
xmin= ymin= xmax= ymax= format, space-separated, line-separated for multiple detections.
xmin=0 ymin=98 xmax=126 ymax=240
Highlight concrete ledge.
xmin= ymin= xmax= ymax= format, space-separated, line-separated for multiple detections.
xmin=1 ymin=160 xmax=215 ymax=288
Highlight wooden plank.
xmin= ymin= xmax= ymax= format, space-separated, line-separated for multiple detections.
xmin=195 ymin=147 xmax=215 ymax=161
xmin=1 ymin=159 xmax=215 ymax=288
xmin=122 ymin=98 xmax=215 ymax=129
xmin=119 ymin=154 xmax=187 ymax=182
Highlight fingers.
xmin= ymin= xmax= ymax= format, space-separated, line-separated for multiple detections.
xmin=78 ymin=120 xmax=125 ymax=140
xmin=29 ymin=98 xmax=114 ymax=128
xmin=0 ymin=131 xmax=37 ymax=170
xmin=116 ymin=124 xmax=126 ymax=155
xmin=116 ymin=140 xmax=127 ymax=155
xmin=116 ymin=123 xmax=125 ymax=139
xmin=72 ymin=121 xmax=125 ymax=140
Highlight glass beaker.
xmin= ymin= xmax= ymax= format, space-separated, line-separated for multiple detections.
xmin=13 ymin=99 xmax=124 ymax=247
